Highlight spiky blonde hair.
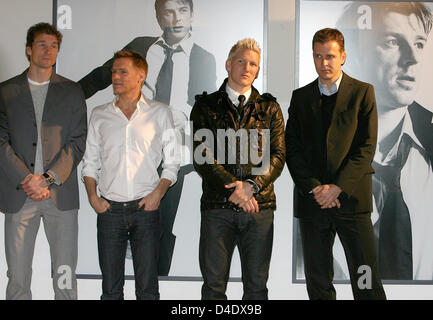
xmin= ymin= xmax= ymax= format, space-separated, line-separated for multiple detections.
xmin=227 ymin=38 xmax=261 ymax=61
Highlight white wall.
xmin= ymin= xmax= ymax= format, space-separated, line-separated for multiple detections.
xmin=0 ymin=0 xmax=432 ymax=300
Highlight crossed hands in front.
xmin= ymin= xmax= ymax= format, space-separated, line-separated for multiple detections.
xmin=224 ymin=181 xmax=259 ymax=213
xmin=21 ymin=174 xmax=51 ymax=202
xmin=312 ymin=184 xmax=342 ymax=209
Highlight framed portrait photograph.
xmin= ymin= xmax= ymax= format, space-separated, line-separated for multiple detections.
xmin=53 ymin=0 xmax=267 ymax=280
xmin=293 ymin=0 xmax=433 ymax=284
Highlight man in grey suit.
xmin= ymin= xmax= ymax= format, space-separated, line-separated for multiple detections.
xmin=0 ymin=22 xmax=87 ymax=299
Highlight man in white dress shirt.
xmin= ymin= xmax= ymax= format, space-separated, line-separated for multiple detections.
xmin=82 ymin=50 xmax=180 ymax=299
xmin=336 ymin=1 xmax=433 ymax=280
xmin=79 ymin=0 xmax=216 ymax=276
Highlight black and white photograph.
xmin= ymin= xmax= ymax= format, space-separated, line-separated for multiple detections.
xmin=293 ymin=0 xmax=433 ymax=283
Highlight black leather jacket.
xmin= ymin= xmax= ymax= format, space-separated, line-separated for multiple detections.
xmin=190 ymin=79 xmax=286 ymax=212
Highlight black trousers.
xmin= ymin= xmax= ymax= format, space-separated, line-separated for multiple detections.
xmin=298 ymin=209 xmax=386 ymax=300
xmin=199 ymin=208 xmax=274 ymax=300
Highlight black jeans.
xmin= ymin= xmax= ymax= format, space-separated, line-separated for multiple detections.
xmin=97 ymin=198 xmax=160 ymax=300
xmin=299 ymin=209 xmax=386 ymax=300
xmin=199 ymin=208 xmax=274 ymax=300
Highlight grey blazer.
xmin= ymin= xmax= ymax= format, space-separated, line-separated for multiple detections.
xmin=0 ymin=70 xmax=87 ymax=213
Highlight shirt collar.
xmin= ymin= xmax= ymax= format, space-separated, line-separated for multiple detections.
xmin=27 ymin=77 xmax=50 ymax=86
xmin=111 ymin=94 xmax=149 ymax=113
xmin=376 ymin=108 xmax=424 ymax=164
xmin=318 ymin=72 xmax=343 ymax=96
xmin=400 ymin=109 xmax=423 ymax=150
xmin=154 ymin=32 xmax=194 ymax=56
xmin=225 ymin=83 xmax=252 ymax=106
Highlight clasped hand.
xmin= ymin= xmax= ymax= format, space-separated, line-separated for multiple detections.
xmin=225 ymin=181 xmax=259 ymax=213
xmin=313 ymin=184 xmax=342 ymax=209
xmin=21 ymin=174 xmax=50 ymax=202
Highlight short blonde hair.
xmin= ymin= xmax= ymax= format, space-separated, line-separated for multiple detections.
xmin=227 ymin=38 xmax=261 ymax=61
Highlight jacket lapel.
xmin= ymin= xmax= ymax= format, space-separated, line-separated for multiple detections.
xmin=327 ymin=72 xmax=353 ymax=172
xmin=331 ymin=72 xmax=352 ymax=121
xmin=42 ymin=72 xmax=59 ymax=118
xmin=308 ymin=80 xmax=324 ymax=149
xmin=16 ymin=70 xmax=37 ymax=123
xmin=309 ymin=79 xmax=322 ymax=117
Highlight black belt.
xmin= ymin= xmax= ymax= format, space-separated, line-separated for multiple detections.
xmin=102 ymin=196 xmax=141 ymax=208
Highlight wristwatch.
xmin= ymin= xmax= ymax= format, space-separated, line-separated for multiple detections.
xmin=245 ymin=179 xmax=260 ymax=194
xmin=43 ymin=172 xmax=56 ymax=186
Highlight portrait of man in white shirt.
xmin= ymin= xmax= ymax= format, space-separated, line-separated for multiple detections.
xmin=336 ymin=1 xmax=433 ymax=281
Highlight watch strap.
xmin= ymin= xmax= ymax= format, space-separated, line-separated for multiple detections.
xmin=245 ymin=179 xmax=260 ymax=194
xmin=43 ymin=172 xmax=55 ymax=186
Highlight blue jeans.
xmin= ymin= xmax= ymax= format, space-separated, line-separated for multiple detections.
xmin=97 ymin=198 xmax=160 ymax=300
xmin=199 ymin=208 xmax=274 ymax=300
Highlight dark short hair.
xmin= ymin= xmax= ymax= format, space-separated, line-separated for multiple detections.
xmin=155 ymin=0 xmax=193 ymax=14
xmin=113 ymin=50 xmax=148 ymax=75
xmin=25 ymin=22 xmax=62 ymax=61
xmin=312 ymin=28 xmax=345 ymax=52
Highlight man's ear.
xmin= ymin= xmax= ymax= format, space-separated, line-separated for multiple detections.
xmin=139 ymin=70 xmax=146 ymax=84
xmin=341 ymin=51 xmax=347 ymax=66
xmin=225 ymin=59 xmax=231 ymax=74
xmin=26 ymin=46 xmax=32 ymax=59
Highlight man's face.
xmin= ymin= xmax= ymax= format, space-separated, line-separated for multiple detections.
xmin=360 ymin=12 xmax=428 ymax=109
xmin=157 ymin=0 xmax=193 ymax=45
xmin=313 ymin=40 xmax=346 ymax=85
xmin=112 ymin=58 xmax=146 ymax=96
xmin=226 ymin=49 xmax=260 ymax=93
xmin=26 ymin=33 xmax=59 ymax=70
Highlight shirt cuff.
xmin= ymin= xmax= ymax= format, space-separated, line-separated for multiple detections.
xmin=81 ymin=168 xmax=99 ymax=185
xmin=160 ymin=168 xmax=179 ymax=187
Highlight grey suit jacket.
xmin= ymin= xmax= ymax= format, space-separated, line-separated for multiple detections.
xmin=0 ymin=70 xmax=87 ymax=213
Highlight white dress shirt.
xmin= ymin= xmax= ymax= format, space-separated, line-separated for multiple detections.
xmin=82 ymin=95 xmax=181 ymax=202
xmin=142 ymin=34 xmax=193 ymax=123
xmin=372 ymin=109 xmax=433 ymax=279
xmin=318 ymin=72 xmax=343 ymax=96
xmin=226 ymin=84 xmax=252 ymax=107
xmin=142 ymin=34 xmax=194 ymax=166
